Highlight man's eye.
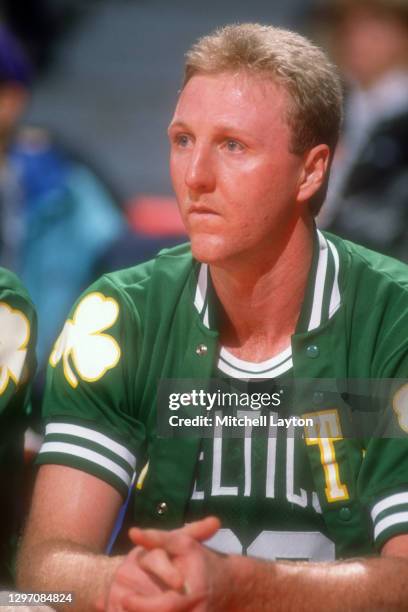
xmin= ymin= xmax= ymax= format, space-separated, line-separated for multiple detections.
xmin=225 ymin=139 xmax=244 ymax=152
xmin=175 ymin=134 xmax=191 ymax=147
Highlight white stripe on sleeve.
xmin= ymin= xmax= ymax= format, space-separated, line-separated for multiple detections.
xmin=45 ymin=422 xmax=136 ymax=470
xmin=374 ymin=511 xmax=408 ymax=541
xmin=371 ymin=492 xmax=408 ymax=523
xmin=39 ymin=441 xmax=133 ymax=488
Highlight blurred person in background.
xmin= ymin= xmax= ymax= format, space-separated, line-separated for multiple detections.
xmin=315 ymin=0 xmax=408 ymax=261
xmin=0 ymin=24 xmax=125 ymax=409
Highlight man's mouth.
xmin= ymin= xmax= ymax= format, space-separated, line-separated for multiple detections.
xmin=188 ymin=204 xmax=219 ymax=215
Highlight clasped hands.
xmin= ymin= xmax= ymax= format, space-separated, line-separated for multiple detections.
xmin=100 ymin=516 xmax=224 ymax=611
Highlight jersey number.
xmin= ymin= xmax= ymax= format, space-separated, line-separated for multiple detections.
xmin=205 ymin=528 xmax=335 ymax=561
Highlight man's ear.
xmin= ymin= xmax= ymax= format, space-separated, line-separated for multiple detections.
xmin=296 ymin=144 xmax=331 ymax=204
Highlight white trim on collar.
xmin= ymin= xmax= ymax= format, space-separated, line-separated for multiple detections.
xmin=307 ymin=231 xmax=341 ymax=331
xmin=308 ymin=231 xmax=329 ymax=331
xmin=194 ymin=262 xmax=208 ymax=321
xmin=327 ymin=239 xmax=341 ymax=318
xmin=193 ymin=231 xmax=341 ymax=333
xmin=219 ymin=345 xmax=292 ymax=372
xmin=218 ymin=346 xmax=293 ymax=379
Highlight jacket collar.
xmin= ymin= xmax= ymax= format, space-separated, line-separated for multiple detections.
xmin=191 ymin=229 xmax=342 ymax=336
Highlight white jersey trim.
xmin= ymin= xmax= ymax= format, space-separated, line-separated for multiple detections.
xmin=308 ymin=231 xmax=328 ymax=331
xmin=192 ymin=231 xmax=341 ymax=337
xmin=371 ymin=492 xmax=408 ymax=523
xmin=218 ymin=346 xmax=293 ymax=379
xmin=219 ymin=345 xmax=292 ymax=372
xmin=374 ymin=511 xmax=408 ymax=541
xmin=44 ymin=422 xmax=136 ymax=470
xmin=39 ymin=441 xmax=134 ymax=487
xmin=194 ymin=263 xmax=208 ymax=324
xmin=327 ymin=239 xmax=341 ymax=317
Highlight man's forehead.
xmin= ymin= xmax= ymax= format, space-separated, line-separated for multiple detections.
xmin=171 ymin=71 xmax=289 ymax=127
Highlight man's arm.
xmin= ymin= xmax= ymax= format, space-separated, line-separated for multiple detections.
xmin=17 ymin=466 xmax=214 ymax=611
xmin=17 ymin=464 xmax=124 ymax=610
xmin=218 ymin=544 xmax=408 ymax=611
xmin=130 ymin=521 xmax=408 ymax=612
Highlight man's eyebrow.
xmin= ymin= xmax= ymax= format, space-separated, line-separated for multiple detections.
xmin=168 ymin=120 xmax=257 ymax=141
xmin=168 ymin=120 xmax=189 ymax=132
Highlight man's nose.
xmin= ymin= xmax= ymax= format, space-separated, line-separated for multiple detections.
xmin=185 ymin=145 xmax=215 ymax=194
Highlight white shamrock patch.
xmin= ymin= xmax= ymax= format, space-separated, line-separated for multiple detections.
xmin=50 ymin=292 xmax=120 ymax=388
xmin=393 ymin=384 xmax=408 ymax=433
xmin=0 ymin=302 xmax=30 ymax=394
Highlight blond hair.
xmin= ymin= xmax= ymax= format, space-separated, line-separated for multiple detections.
xmin=184 ymin=24 xmax=343 ymax=213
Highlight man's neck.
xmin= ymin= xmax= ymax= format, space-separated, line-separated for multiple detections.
xmin=209 ymin=216 xmax=314 ymax=362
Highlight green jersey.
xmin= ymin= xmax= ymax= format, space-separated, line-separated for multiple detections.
xmin=0 ymin=268 xmax=37 ymax=586
xmin=38 ymin=230 xmax=408 ymax=559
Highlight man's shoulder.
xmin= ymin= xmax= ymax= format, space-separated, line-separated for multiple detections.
xmin=327 ymin=232 xmax=408 ymax=299
xmin=0 ymin=269 xmax=36 ymax=407
xmin=0 ymin=267 xmax=35 ymax=320
xmin=327 ymin=234 xmax=408 ymax=367
xmin=75 ymin=242 xmax=194 ymax=319
xmin=0 ymin=267 xmax=31 ymax=300
xmin=101 ymin=242 xmax=193 ymax=290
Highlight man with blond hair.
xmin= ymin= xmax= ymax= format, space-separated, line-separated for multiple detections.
xmin=18 ymin=24 xmax=408 ymax=610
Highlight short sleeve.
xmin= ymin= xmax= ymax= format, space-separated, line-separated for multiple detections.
xmin=37 ymin=274 xmax=146 ymax=498
xmin=359 ymin=354 xmax=408 ymax=550
xmin=0 ymin=269 xmax=37 ymax=585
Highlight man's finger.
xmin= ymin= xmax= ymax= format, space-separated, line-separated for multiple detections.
xmin=129 ymin=516 xmax=220 ymax=550
xmin=138 ymin=548 xmax=185 ymax=591
xmin=182 ymin=516 xmax=221 ymax=541
xmin=115 ymin=555 xmax=163 ymax=596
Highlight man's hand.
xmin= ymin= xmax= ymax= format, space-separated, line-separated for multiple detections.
xmin=126 ymin=517 xmax=225 ymax=611
xmin=99 ymin=546 xmax=203 ymax=611
xmin=100 ymin=518 xmax=221 ymax=611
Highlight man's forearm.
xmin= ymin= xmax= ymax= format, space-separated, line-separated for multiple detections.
xmin=17 ymin=541 xmax=122 ymax=611
xmin=217 ymin=554 xmax=408 ymax=611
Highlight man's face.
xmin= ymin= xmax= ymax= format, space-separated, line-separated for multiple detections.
xmin=168 ymin=71 xmax=306 ymax=265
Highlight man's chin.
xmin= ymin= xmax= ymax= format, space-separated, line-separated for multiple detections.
xmin=190 ymin=235 xmax=229 ymax=264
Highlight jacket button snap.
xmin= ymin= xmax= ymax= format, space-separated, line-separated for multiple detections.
xmin=339 ymin=507 xmax=352 ymax=522
xmin=313 ymin=391 xmax=324 ymax=404
xmin=306 ymin=345 xmax=320 ymax=359
xmin=196 ymin=344 xmax=208 ymax=356
xmin=156 ymin=501 xmax=168 ymax=515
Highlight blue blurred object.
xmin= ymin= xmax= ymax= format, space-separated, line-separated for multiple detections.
xmin=0 ymin=24 xmax=33 ymax=86
xmin=6 ymin=130 xmax=125 ymax=366
xmin=10 ymin=140 xmax=69 ymax=210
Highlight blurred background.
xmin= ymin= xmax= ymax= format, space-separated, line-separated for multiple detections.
xmin=0 ymin=0 xmax=407 ymax=405
xmin=18 ymin=0 xmax=315 ymax=200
